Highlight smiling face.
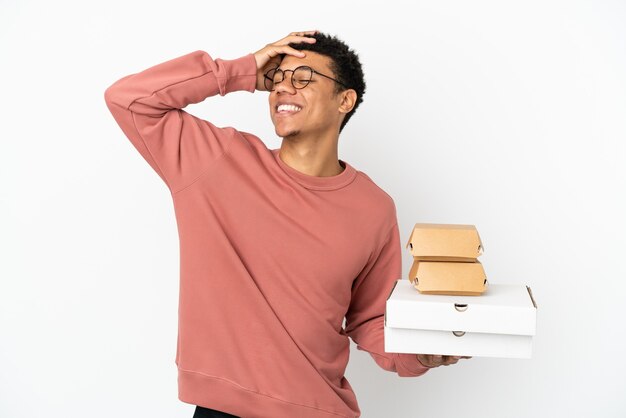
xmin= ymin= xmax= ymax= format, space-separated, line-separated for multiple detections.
xmin=268 ymin=51 xmax=353 ymax=140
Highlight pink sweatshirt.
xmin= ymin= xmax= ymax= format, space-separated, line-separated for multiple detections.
xmin=104 ymin=50 xmax=429 ymax=418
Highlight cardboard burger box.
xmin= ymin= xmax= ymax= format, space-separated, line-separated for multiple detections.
xmin=406 ymin=223 xmax=483 ymax=262
xmin=384 ymin=279 xmax=537 ymax=359
xmin=408 ymin=260 xmax=488 ymax=296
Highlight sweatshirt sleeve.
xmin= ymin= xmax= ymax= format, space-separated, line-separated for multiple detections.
xmin=104 ymin=50 xmax=257 ymax=194
xmin=344 ymin=220 xmax=432 ymax=378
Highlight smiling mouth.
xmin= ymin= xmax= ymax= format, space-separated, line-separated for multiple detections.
xmin=276 ymin=104 xmax=303 ymax=116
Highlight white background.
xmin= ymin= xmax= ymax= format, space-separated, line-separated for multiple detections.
xmin=1 ymin=0 xmax=625 ymax=417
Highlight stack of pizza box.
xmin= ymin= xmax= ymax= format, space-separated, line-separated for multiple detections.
xmin=405 ymin=223 xmax=487 ymax=296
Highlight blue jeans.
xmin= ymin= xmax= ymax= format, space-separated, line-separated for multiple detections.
xmin=193 ymin=405 xmax=240 ymax=418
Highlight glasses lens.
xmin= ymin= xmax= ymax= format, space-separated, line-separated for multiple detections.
xmin=265 ymin=68 xmax=279 ymax=91
xmin=293 ymin=67 xmax=313 ymax=89
xmin=272 ymin=69 xmax=284 ymax=85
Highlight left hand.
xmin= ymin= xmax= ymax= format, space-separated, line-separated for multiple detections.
xmin=417 ymin=354 xmax=471 ymax=368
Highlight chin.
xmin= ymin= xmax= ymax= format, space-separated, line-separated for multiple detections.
xmin=283 ymin=130 xmax=301 ymax=138
xmin=275 ymin=126 xmax=301 ymax=138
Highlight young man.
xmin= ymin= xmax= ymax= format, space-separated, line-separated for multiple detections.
xmin=104 ymin=30 xmax=467 ymax=418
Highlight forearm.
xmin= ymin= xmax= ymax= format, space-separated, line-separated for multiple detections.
xmin=104 ymin=50 xmax=256 ymax=115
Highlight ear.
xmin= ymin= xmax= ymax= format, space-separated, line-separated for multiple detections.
xmin=338 ymin=89 xmax=357 ymax=114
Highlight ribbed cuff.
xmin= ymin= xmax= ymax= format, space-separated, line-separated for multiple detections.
xmin=222 ymin=53 xmax=257 ymax=94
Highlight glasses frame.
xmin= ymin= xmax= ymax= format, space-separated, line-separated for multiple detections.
xmin=264 ymin=65 xmax=348 ymax=91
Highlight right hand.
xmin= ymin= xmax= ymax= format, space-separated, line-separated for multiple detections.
xmin=253 ymin=31 xmax=319 ymax=91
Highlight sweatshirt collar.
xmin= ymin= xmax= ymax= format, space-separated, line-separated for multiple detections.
xmin=271 ymin=148 xmax=357 ymax=191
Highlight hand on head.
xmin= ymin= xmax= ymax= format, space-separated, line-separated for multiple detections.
xmin=253 ymin=31 xmax=319 ymax=91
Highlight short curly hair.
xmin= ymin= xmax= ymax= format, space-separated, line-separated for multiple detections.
xmin=288 ymin=32 xmax=366 ymax=134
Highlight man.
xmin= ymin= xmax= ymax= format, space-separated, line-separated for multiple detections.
xmin=104 ymin=30 xmax=468 ymax=418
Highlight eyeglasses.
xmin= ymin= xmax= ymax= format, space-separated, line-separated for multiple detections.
xmin=264 ymin=65 xmax=348 ymax=91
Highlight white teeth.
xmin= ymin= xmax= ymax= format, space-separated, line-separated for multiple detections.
xmin=277 ymin=104 xmax=302 ymax=112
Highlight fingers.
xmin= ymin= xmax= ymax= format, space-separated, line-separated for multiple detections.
xmin=264 ymin=45 xmax=307 ymax=60
xmin=289 ymin=30 xmax=319 ymax=37
xmin=417 ymin=354 xmax=471 ymax=368
xmin=280 ymin=30 xmax=318 ymax=46
xmin=279 ymin=34 xmax=317 ymax=48
xmin=442 ymin=356 xmax=460 ymax=365
xmin=266 ymin=31 xmax=318 ymax=59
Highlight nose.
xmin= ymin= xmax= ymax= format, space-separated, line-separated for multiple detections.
xmin=273 ymin=73 xmax=297 ymax=95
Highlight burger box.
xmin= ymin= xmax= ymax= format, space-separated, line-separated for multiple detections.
xmin=408 ymin=259 xmax=488 ymax=296
xmin=384 ymin=279 xmax=537 ymax=359
xmin=406 ymin=223 xmax=483 ymax=261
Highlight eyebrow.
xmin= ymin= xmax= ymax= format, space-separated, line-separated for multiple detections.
xmin=276 ymin=65 xmax=314 ymax=71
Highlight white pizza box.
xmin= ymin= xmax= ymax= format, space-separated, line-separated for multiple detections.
xmin=384 ymin=279 xmax=537 ymax=359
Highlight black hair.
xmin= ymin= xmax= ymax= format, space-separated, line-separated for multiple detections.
xmin=288 ymin=32 xmax=366 ymax=134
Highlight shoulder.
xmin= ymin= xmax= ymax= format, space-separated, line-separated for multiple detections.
xmin=349 ymin=167 xmax=399 ymax=236
xmin=354 ymin=169 xmax=397 ymax=213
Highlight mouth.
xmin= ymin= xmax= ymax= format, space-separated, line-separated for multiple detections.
xmin=275 ymin=104 xmax=303 ymax=117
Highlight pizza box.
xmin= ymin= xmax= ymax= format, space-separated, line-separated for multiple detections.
xmin=384 ymin=279 xmax=537 ymax=358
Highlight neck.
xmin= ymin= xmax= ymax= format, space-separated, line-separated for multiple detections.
xmin=278 ymin=132 xmax=344 ymax=177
